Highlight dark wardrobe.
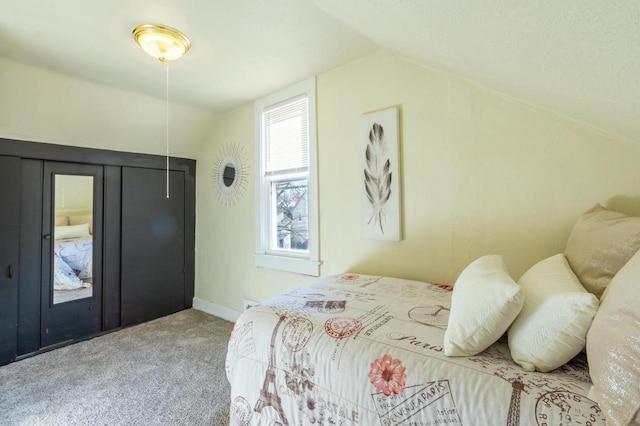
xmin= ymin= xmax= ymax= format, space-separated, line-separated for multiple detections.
xmin=0 ymin=139 xmax=195 ymax=366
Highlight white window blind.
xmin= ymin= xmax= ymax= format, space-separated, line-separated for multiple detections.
xmin=263 ymin=95 xmax=308 ymax=176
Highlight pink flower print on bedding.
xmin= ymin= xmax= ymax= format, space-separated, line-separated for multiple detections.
xmin=369 ymin=354 xmax=407 ymax=396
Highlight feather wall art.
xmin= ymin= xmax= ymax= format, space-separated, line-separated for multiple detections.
xmin=364 ymin=123 xmax=392 ymax=233
xmin=360 ymin=106 xmax=402 ymax=241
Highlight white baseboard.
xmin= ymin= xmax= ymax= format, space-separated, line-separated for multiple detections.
xmin=192 ymin=297 xmax=241 ymax=323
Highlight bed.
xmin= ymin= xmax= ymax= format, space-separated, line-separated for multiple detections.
xmin=52 ymin=220 xmax=93 ymax=294
xmin=226 ymin=273 xmax=604 ymax=426
xmin=226 ymin=204 xmax=640 ymax=426
xmin=54 ymin=236 xmax=93 ymax=291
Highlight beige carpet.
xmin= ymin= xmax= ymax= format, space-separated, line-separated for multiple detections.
xmin=0 ymin=309 xmax=233 ymax=425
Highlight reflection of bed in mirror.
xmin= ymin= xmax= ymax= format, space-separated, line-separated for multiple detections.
xmin=53 ymin=221 xmax=93 ymax=304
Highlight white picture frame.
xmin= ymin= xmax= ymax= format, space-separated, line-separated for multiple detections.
xmin=360 ymin=106 xmax=402 ymax=241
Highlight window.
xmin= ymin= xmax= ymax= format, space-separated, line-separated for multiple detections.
xmin=254 ymin=78 xmax=320 ymax=275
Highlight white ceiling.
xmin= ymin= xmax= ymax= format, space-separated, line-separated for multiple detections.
xmin=1 ymin=0 xmax=639 ymax=142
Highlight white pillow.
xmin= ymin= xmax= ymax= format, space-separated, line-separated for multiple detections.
xmin=508 ymin=254 xmax=599 ymax=372
xmin=68 ymin=214 xmax=93 ymax=234
xmin=54 ymin=223 xmax=90 ymax=240
xmin=444 ymin=255 xmax=524 ymax=357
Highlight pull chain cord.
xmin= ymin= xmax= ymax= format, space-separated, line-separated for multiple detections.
xmin=165 ymin=59 xmax=170 ymax=198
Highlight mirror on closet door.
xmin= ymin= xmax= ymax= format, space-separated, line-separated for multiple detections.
xmin=52 ymin=174 xmax=94 ymax=305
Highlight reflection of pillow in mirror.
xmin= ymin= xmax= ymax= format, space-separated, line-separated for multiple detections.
xmin=68 ymin=214 xmax=93 ymax=234
xmin=55 ymin=223 xmax=90 ymax=240
xmin=55 ymin=216 xmax=68 ymax=226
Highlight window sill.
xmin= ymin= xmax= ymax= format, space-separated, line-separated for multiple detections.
xmin=254 ymin=254 xmax=321 ymax=276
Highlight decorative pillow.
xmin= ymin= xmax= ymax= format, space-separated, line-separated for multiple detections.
xmin=565 ymin=204 xmax=640 ymax=298
xmin=444 ymin=255 xmax=524 ymax=357
xmin=587 ymin=249 xmax=640 ymax=426
xmin=68 ymin=214 xmax=93 ymax=234
xmin=54 ymin=223 xmax=90 ymax=240
xmin=508 ymin=254 xmax=599 ymax=372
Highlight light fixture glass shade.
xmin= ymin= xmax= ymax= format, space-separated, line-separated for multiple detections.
xmin=132 ymin=24 xmax=191 ymax=62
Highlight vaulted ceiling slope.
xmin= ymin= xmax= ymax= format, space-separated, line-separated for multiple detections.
xmin=1 ymin=1 xmax=638 ymax=142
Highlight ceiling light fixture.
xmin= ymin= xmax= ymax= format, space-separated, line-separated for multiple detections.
xmin=132 ymin=24 xmax=191 ymax=198
xmin=132 ymin=24 xmax=191 ymax=63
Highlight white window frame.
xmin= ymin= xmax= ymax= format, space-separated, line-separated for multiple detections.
xmin=254 ymin=77 xmax=320 ymax=276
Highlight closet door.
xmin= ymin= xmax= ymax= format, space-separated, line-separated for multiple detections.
xmin=41 ymin=162 xmax=103 ymax=347
xmin=18 ymin=159 xmax=44 ymax=356
xmin=0 ymin=156 xmax=20 ymax=365
xmin=121 ymin=167 xmax=186 ymax=327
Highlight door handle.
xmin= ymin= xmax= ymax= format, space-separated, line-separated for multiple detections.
xmin=44 ymin=234 xmax=51 ymax=240
xmin=6 ymin=264 xmax=12 ymax=279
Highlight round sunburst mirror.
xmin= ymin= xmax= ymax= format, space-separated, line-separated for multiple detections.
xmin=212 ymin=142 xmax=249 ymax=207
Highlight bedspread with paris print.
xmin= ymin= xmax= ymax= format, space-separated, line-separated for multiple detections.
xmin=53 ymin=237 xmax=93 ymax=290
xmin=225 ymin=274 xmax=604 ymax=426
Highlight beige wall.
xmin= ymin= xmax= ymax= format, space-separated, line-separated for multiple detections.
xmin=54 ymin=175 xmax=93 ymax=212
xmin=195 ymin=52 xmax=640 ymax=314
xmin=196 ymin=103 xmax=314 ymax=311
xmin=0 ymin=57 xmax=217 ymax=158
xmin=5 ymin=53 xmax=637 ymax=317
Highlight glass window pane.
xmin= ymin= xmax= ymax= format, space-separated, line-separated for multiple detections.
xmin=263 ymin=96 xmax=309 ymax=175
xmin=270 ymin=179 xmax=308 ymax=251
